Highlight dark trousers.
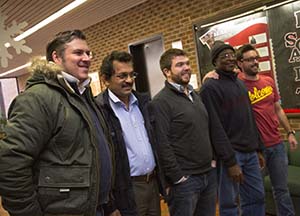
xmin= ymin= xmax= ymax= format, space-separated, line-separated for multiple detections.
xmin=97 ymin=206 xmax=104 ymax=216
xmin=218 ymin=151 xmax=265 ymax=216
xmin=132 ymin=177 xmax=161 ymax=216
xmin=167 ymin=169 xmax=217 ymax=216
xmin=264 ymin=142 xmax=295 ymax=216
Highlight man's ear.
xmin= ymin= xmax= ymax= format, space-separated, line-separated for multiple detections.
xmin=162 ymin=68 xmax=170 ymax=78
xmin=237 ymin=61 xmax=243 ymax=70
xmin=101 ymin=74 xmax=110 ymax=87
xmin=52 ymin=51 xmax=62 ymax=64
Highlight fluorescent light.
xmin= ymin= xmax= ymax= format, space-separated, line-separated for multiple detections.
xmin=0 ymin=63 xmax=31 ymax=77
xmin=1 ymin=0 xmax=87 ymax=77
xmin=201 ymin=6 xmax=265 ymax=28
xmin=264 ymin=0 xmax=295 ymax=10
xmin=0 ymin=56 xmax=46 ymax=77
xmin=14 ymin=0 xmax=87 ymax=41
xmin=200 ymin=0 xmax=295 ymax=28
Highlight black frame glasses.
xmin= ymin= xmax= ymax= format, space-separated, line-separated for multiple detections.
xmin=242 ymin=56 xmax=260 ymax=62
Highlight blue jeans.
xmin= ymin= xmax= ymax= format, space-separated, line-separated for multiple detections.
xmin=167 ymin=169 xmax=217 ymax=216
xmin=264 ymin=142 xmax=295 ymax=216
xmin=96 ymin=207 xmax=104 ymax=216
xmin=218 ymin=151 xmax=265 ymax=216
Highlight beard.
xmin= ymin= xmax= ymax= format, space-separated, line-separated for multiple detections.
xmin=245 ymin=64 xmax=259 ymax=76
xmin=170 ymin=71 xmax=191 ymax=85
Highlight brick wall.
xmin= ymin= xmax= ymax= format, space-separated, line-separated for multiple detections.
xmin=83 ymin=0 xmax=300 ymax=135
xmin=84 ymin=0 xmax=270 ymax=86
xmin=15 ymin=0 xmax=300 ymax=135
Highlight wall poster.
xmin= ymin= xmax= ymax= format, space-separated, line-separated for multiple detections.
xmin=0 ymin=78 xmax=19 ymax=117
xmin=194 ymin=1 xmax=300 ymax=112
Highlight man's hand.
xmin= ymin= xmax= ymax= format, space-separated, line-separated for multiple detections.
xmin=288 ymin=134 xmax=298 ymax=151
xmin=227 ymin=164 xmax=244 ymax=184
xmin=174 ymin=175 xmax=189 ymax=184
xmin=202 ymin=70 xmax=219 ymax=83
xmin=257 ymin=152 xmax=265 ymax=169
xmin=110 ymin=209 xmax=122 ymax=216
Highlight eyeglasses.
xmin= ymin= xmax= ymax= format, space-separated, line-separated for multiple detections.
xmin=219 ymin=53 xmax=236 ymax=59
xmin=242 ymin=56 xmax=260 ymax=62
xmin=114 ymin=71 xmax=138 ymax=80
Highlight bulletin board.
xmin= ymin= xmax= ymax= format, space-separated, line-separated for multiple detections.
xmin=194 ymin=1 xmax=300 ymax=112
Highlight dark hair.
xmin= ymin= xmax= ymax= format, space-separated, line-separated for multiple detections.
xmin=46 ymin=30 xmax=86 ymax=61
xmin=160 ymin=48 xmax=187 ymax=71
xmin=236 ymin=44 xmax=257 ymax=61
xmin=100 ymin=51 xmax=133 ymax=80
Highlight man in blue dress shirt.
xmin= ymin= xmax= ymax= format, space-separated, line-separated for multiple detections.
xmin=95 ymin=51 xmax=164 ymax=216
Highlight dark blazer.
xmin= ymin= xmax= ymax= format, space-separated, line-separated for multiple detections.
xmin=95 ymin=89 xmax=166 ymax=216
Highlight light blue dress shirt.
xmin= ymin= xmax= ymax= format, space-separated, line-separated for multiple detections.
xmin=108 ymin=90 xmax=156 ymax=176
xmin=169 ymin=82 xmax=194 ymax=102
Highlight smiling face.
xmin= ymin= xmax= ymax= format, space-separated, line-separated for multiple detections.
xmin=105 ymin=60 xmax=135 ymax=104
xmin=52 ymin=38 xmax=91 ymax=83
xmin=164 ymin=55 xmax=191 ymax=86
xmin=215 ymin=48 xmax=237 ymax=72
xmin=238 ymin=50 xmax=260 ymax=77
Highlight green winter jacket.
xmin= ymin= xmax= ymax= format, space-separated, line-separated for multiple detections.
xmin=0 ymin=59 xmax=114 ymax=216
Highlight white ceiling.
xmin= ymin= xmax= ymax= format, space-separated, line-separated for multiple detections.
xmin=0 ymin=0 xmax=147 ymax=77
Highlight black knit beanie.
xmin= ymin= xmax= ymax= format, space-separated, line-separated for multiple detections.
xmin=211 ymin=41 xmax=235 ymax=66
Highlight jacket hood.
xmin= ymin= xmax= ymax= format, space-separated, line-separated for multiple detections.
xmin=26 ymin=57 xmax=63 ymax=89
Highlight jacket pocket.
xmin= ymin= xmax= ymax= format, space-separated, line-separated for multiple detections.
xmin=37 ymin=166 xmax=90 ymax=214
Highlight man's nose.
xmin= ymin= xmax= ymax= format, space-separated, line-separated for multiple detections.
xmin=125 ymin=75 xmax=135 ymax=82
xmin=82 ymin=52 xmax=92 ymax=61
xmin=183 ymin=64 xmax=191 ymax=70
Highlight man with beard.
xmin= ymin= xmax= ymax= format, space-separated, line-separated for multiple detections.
xmin=237 ymin=44 xmax=297 ymax=216
xmin=95 ymin=51 xmax=163 ymax=216
xmin=203 ymin=43 xmax=298 ymax=216
xmin=150 ymin=48 xmax=217 ymax=216
xmin=200 ymin=42 xmax=265 ymax=216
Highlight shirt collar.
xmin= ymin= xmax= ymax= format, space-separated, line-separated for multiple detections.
xmin=61 ymin=71 xmax=91 ymax=94
xmin=168 ymin=81 xmax=193 ymax=93
xmin=108 ymin=89 xmax=138 ymax=107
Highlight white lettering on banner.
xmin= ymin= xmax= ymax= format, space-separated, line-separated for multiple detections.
xmin=283 ymin=12 xmax=300 ymax=98
xmin=294 ymin=10 xmax=300 ymax=29
xmin=284 ymin=32 xmax=300 ymax=63
xmin=294 ymin=66 xmax=300 ymax=81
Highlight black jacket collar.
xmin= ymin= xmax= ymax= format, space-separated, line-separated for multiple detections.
xmin=216 ymin=68 xmax=238 ymax=81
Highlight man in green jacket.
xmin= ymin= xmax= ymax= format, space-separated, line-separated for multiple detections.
xmin=0 ymin=30 xmax=113 ymax=216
